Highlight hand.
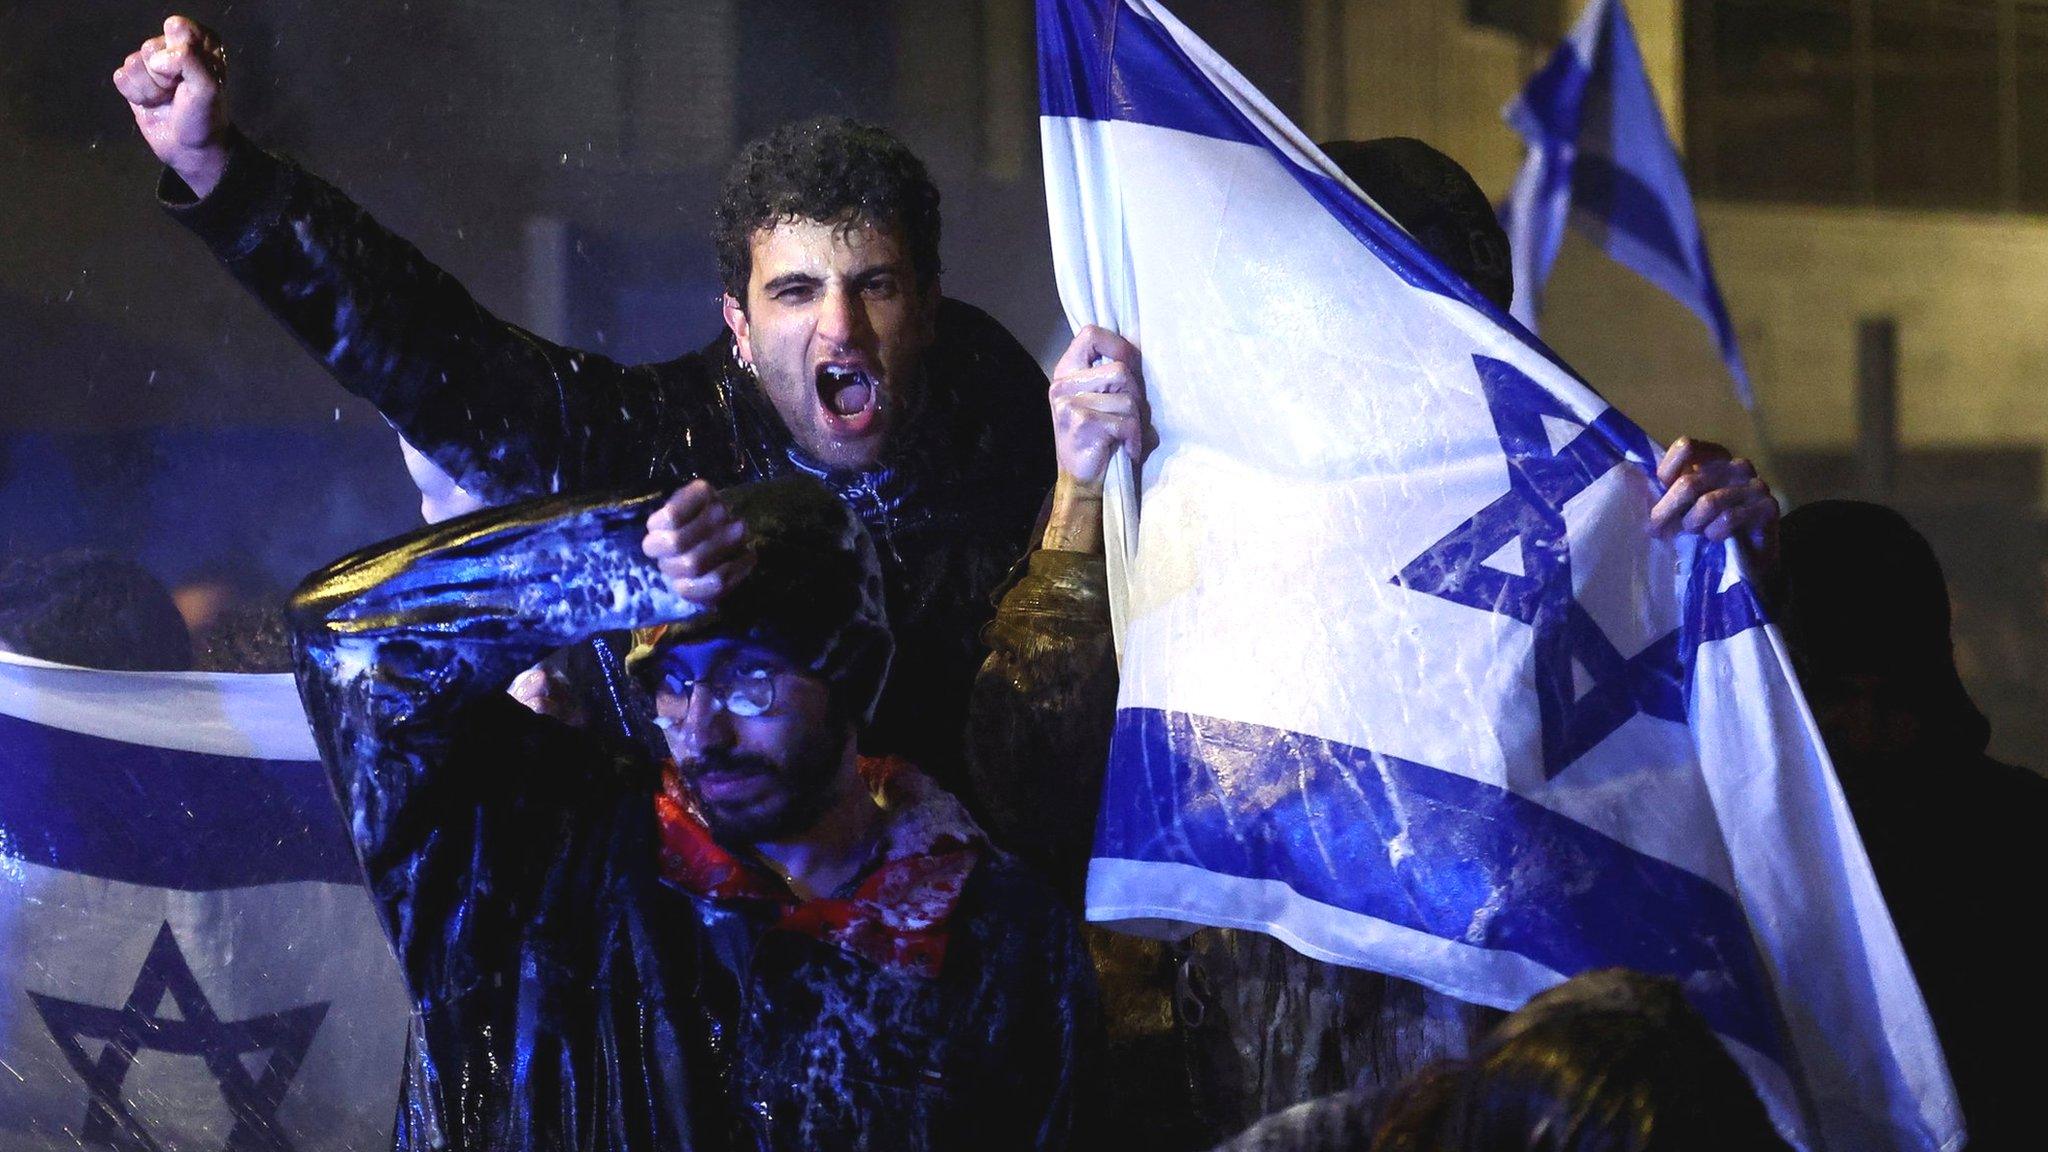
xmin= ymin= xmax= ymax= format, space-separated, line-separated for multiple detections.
xmin=642 ymin=481 xmax=754 ymax=610
xmin=112 ymin=16 xmax=231 ymax=198
xmin=508 ymin=665 xmax=589 ymax=727
xmin=1043 ymin=326 xmax=1144 ymax=553
xmin=1649 ymin=437 xmax=1779 ymax=561
xmin=1048 ymin=325 xmax=1145 ymax=493
xmin=398 ymin=437 xmax=487 ymax=524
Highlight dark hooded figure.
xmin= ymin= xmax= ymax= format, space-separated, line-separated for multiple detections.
xmin=121 ymin=16 xmax=1055 ymax=797
xmin=289 ymin=476 xmax=1099 ymax=1152
xmin=1778 ymin=500 xmax=2048 ymax=1152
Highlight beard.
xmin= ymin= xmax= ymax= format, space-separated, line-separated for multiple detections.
xmin=677 ymin=723 xmax=849 ymax=846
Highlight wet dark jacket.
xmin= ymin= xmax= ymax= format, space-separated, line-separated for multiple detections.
xmin=288 ymin=491 xmax=1097 ymax=1152
xmin=970 ymin=551 xmax=1491 ymax=1151
xmin=171 ymin=132 xmax=1055 ymax=792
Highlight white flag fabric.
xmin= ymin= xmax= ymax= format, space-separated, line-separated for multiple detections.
xmin=1037 ymin=2 xmax=1959 ymax=1148
xmin=0 ymin=651 xmax=409 ymax=1150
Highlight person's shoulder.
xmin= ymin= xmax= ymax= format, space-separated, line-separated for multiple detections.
xmin=1209 ymin=1088 xmax=1385 ymax=1152
xmin=931 ymin=298 xmax=1048 ymax=388
xmin=611 ymin=329 xmax=770 ymax=480
xmin=961 ymin=849 xmax=1086 ymax=944
xmin=948 ymin=852 xmax=1097 ymax=1015
xmin=1972 ymin=754 xmax=2048 ymax=816
xmin=640 ymin=329 xmax=733 ymax=387
xmin=1980 ymin=753 xmax=2048 ymax=786
xmin=970 ymin=846 xmax=1057 ymax=891
xmin=925 ymin=299 xmax=1056 ymax=481
xmin=933 ymin=296 xmax=1023 ymax=344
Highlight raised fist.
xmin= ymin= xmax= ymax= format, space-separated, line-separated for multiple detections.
xmin=112 ymin=16 xmax=231 ymax=198
xmin=643 ymin=481 xmax=756 ymax=611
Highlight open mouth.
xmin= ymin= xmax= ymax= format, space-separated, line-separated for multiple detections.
xmin=815 ymin=363 xmax=881 ymax=435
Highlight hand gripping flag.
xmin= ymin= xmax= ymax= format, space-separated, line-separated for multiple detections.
xmin=0 ymin=652 xmax=409 ymax=1151
xmin=1502 ymin=0 xmax=1753 ymax=408
xmin=1038 ymin=2 xmax=1958 ymax=1148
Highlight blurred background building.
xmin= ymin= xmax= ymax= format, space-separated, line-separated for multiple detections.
xmin=1300 ymin=0 xmax=2048 ymax=767
xmin=3 ymin=0 xmax=2041 ymax=766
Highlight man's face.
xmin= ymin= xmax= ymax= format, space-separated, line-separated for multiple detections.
xmin=651 ymin=637 xmax=854 ymax=844
xmin=722 ymin=216 xmax=937 ymax=472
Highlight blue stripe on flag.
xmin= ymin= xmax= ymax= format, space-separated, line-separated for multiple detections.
xmin=1684 ymin=538 xmax=1771 ymax=652
xmin=0 ymin=711 xmax=360 ymax=890
xmin=1039 ymin=0 xmax=1247 ymax=146
xmin=1570 ymin=154 xmax=1692 ymax=277
xmin=1097 ymin=706 xmax=1786 ymax=1063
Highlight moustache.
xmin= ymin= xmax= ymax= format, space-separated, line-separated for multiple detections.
xmin=678 ymin=750 xmax=781 ymax=782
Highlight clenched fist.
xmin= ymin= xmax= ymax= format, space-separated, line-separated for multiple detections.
xmin=1041 ymin=325 xmax=1146 ymax=553
xmin=112 ymin=16 xmax=232 ymax=198
xmin=1048 ymin=325 xmax=1145 ymax=494
xmin=642 ymin=481 xmax=756 ymax=611
xmin=1650 ymin=437 xmax=1780 ymax=562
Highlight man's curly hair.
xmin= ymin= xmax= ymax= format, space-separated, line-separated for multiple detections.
xmin=714 ymin=117 xmax=942 ymax=305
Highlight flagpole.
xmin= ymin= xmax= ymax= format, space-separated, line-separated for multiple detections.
xmin=1744 ymin=365 xmax=1795 ymax=508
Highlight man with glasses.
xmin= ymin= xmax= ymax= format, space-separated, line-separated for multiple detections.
xmin=290 ymin=476 xmax=1098 ymax=1152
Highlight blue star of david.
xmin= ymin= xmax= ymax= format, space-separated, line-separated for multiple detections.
xmin=1393 ymin=355 xmax=1695 ymax=779
xmin=28 ymin=921 xmax=328 ymax=1152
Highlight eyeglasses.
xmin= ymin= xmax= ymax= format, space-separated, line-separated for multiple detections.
xmin=651 ymin=656 xmax=782 ymax=724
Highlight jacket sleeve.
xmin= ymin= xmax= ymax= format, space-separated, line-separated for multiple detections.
xmin=966 ymin=549 xmax=1119 ymax=902
xmin=286 ymin=489 xmax=697 ymax=994
xmin=163 ymin=132 xmax=690 ymax=503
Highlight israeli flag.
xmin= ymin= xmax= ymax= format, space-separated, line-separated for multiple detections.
xmin=1502 ymin=0 xmax=1753 ymax=407
xmin=0 ymin=651 xmax=409 ymax=1150
xmin=1039 ymin=2 xmax=1957 ymax=1148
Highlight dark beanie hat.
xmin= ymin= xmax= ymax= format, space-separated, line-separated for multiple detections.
xmin=1320 ymin=137 xmax=1515 ymax=312
xmin=627 ymin=476 xmax=893 ymax=724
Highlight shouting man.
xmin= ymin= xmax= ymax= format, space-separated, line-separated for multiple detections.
xmin=116 ymin=17 xmax=1056 ymax=789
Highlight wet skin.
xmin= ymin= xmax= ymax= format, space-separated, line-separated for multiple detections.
xmin=652 ymin=637 xmax=856 ymax=845
xmin=721 ymin=218 xmax=939 ymax=473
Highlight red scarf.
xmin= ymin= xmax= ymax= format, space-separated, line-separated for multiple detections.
xmin=653 ymin=756 xmax=985 ymax=978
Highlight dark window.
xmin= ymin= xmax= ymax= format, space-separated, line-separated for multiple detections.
xmin=1687 ymin=0 xmax=1859 ymax=205
xmin=1688 ymin=0 xmax=2041 ymax=214
xmin=1468 ymin=0 xmax=1562 ymax=43
xmin=2018 ymin=4 xmax=2048 ymax=209
xmin=1871 ymin=2 xmax=2001 ymax=210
